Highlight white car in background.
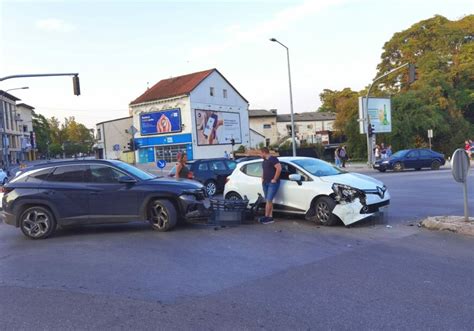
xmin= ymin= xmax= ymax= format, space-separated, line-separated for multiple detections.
xmin=224 ymin=157 xmax=390 ymax=226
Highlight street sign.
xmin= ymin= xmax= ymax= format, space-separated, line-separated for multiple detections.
xmin=451 ymin=149 xmax=470 ymax=221
xmin=427 ymin=129 xmax=433 ymax=139
xmin=128 ymin=125 xmax=138 ymax=136
xmin=157 ymin=159 xmax=167 ymax=169
xmin=112 ymin=144 xmax=120 ymax=152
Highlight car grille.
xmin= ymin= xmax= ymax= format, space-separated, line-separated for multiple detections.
xmin=360 ymin=200 xmax=390 ymax=214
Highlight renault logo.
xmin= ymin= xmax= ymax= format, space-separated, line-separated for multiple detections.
xmin=377 ymin=186 xmax=386 ymax=199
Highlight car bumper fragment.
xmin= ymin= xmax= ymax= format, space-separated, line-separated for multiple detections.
xmin=0 ymin=211 xmax=17 ymax=227
xmin=333 ymin=199 xmax=390 ymax=226
xmin=178 ymin=194 xmax=210 ymax=220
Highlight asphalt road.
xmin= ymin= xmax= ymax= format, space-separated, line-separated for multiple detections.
xmin=0 ymin=168 xmax=473 ymax=330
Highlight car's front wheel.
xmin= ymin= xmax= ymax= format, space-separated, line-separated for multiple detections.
xmin=149 ymin=200 xmax=177 ymax=232
xmin=225 ymin=192 xmax=243 ymax=200
xmin=313 ymin=197 xmax=339 ymax=226
xmin=431 ymin=160 xmax=441 ymax=170
xmin=20 ymin=206 xmax=57 ymax=239
xmin=393 ymin=162 xmax=404 ymax=172
xmin=204 ymin=180 xmax=217 ymax=197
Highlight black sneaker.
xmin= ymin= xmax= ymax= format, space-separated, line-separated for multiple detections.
xmin=260 ymin=217 xmax=274 ymax=225
xmin=258 ymin=217 xmax=268 ymax=224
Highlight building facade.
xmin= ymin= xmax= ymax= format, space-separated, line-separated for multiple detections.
xmin=95 ymin=116 xmax=133 ymax=160
xmin=276 ymin=112 xmax=336 ymax=145
xmin=248 ymin=109 xmax=278 ymax=146
xmin=129 ymin=69 xmax=250 ymax=163
xmin=16 ymin=103 xmax=36 ymax=161
xmin=0 ymin=91 xmax=26 ymax=165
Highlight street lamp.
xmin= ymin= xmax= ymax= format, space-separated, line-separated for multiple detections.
xmin=270 ymin=37 xmax=296 ymax=157
xmin=0 ymin=87 xmax=29 ymax=171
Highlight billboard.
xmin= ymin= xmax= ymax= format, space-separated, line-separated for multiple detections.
xmin=358 ymin=97 xmax=392 ymax=134
xmin=194 ymin=109 xmax=242 ymax=146
xmin=140 ymin=108 xmax=182 ymax=135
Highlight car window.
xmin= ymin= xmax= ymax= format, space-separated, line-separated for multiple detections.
xmin=292 ymin=158 xmax=342 ymax=177
xmin=198 ymin=162 xmax=209 ymax=171
xmin=112 ymin=161 xmax=154 ymax=180
xmin=210 ymin=160 xmax=226 ymax=171
xmin=48 ymin=165 xmax=88 ymax=183
xmin=406 ymin=151 xmax=419 ymax=158
xmin=242 ymin=162 xmax=263 ymax=177
xmin=88 ymin=165 xmax=127 ymax=183
xmin=226 ymin=160 xmax=236 ymax=170
xmin=27 ymin=168 xmax=53 ymax=183
xmin=280 ymin=162 xmax=308 ymax=181
xmin=419 ymin=150 xmax=433 ymax=157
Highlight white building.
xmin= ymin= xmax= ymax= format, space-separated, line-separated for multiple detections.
xmin=248 ymin=109 xmax=279 ymax=146
xmin=16 ymin=103 xmax=36 ymax=161
xmin=95 ymin=116 xmax=133 ymax=160
xmin=276 ymin=112 xmax=336 ymax=145
xmin=129 ymin=69 xmax=249 ymax=163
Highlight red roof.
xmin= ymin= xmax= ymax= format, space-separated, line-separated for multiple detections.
xmin=130 ymin=69 xmax=214 ymax=105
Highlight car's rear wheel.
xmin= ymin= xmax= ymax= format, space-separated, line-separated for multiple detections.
xmin=393 ymin=162 xmax=404 ymax=172
xmin=204 ymin=180 xmax=217 ymax=197
xmin=20 ymin=206 xmax=56 ymax=239
xmin=415 ymin=168 xmax=421 ymax=171
xmin=313 ymin=197 xmax=339 ymax=226
xmin=149 ymin=200 xmax=177 ymax=232
xmin=378 ymin=168 xmax=386 ymax=173
xmin=431 ymin=160 xmax=441 ymax=170
xmin=225 ymin=192 xmax=243 ymax=200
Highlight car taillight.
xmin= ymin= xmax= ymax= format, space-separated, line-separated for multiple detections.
xmin=187 ymin=172 xmax=194 ymax=179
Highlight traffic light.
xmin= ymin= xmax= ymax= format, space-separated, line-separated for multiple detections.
xmin=408 ymin=64 xmax=417 ymax=84
xmin=73 ymin=75 xmax=81 ymax=96
xmin=368 ymin=123 xmax=375 ymax=137
xmin=127 ymin=139 xmax=135 ymax=151
xmin=230 ymin=138 xmax=235 ymax=146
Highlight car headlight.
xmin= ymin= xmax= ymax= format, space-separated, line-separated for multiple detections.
xmin=332 ymin=183 xmax=365 ymax=203
xmin=382 ymin=160 xmax=389 ymax=164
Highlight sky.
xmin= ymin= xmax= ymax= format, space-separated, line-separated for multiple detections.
xmin=1 ymin=0 xmax=472 ymax=129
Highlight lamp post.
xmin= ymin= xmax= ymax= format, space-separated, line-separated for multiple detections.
xmin=0 ymin=87 xmax=29 ymax=171
xmin=270 ymin=38 xmax=296 ymax=157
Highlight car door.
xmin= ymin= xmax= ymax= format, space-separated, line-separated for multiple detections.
xmin=86 ymin=164 xmax=140 ymax=223
xmin=404 ymin=150 xmax=420 ymax=169
xmin=273 ymin=162 xmax=313 ymax=213
xmin=419 ymin=150 xmax=433 ymax=168
xmin=42 ymin=165 xmax=90 ymax=225
xmin=239 ymin=161 xmax=264 ymax=202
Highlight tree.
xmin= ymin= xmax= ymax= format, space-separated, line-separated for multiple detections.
xmin=32 ymin=112 xmax=50 ymax=155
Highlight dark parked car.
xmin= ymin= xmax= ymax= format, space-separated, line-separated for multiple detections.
xmin=373 ymin=148 xmax=445 ymax=172
xmin=169 ymin=158 xmax=236 ymax=196
xmin=1 ymin=160 xmax=207 ymax=239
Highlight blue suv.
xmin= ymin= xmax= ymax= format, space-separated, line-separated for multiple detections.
xmin=1 ymin=160 xmax=207 ymax=239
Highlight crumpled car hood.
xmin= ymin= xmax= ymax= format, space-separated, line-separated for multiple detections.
xmin=319 ymin=172 xmax=385 ymax=190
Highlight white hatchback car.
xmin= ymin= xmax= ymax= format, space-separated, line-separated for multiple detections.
xmin=224 ymin=157 xmax=390 ymax=226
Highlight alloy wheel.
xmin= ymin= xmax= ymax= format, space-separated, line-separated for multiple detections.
xmin=22 ymin=210 xmax=50 ymax=238
xmin=206 ymin=182 xmax=217 ymax=196
xmin=150 ymin=203 xmax=169 ymax=230
xmin=316 ymin=201 xmax=331 ymax=223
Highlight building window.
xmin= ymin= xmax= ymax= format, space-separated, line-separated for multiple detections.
xmin=23 ymin=125 xmax=28 ymax=132
xmin=265 ymin=138 xmax=270 ymax=147
xmin=97 ymin=128 xmax=101 ymax=140
xmin=223 ymin=89 xmax=227 ymax=98
xmin=263 ymin=124 xmax=271 ymax=129
xmin=210 ymin=87 xmax=214 ymax=96
xmin=307 ymin=124 xmax=313 ymax=129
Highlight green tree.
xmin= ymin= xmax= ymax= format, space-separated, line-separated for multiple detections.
xmin=32 ymin=111 xmax=50 ymax=155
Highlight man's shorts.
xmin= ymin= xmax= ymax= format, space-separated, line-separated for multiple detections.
xmin=262 ymin=181 xmax=280 ymax=202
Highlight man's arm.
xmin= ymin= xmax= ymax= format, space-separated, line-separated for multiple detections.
xmin=272 ymin=163 xmax=282 ymax=183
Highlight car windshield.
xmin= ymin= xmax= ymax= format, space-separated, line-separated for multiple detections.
xmin=292 ymin=158 xmax=343 ymax=177
xmin=391 ymin=150 xmax=408 ymax=158
xmin=113 ymin=162 xmax=155 ymax=180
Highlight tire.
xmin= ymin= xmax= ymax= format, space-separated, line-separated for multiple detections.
xmin=19 ymin=206 xmax=57 ymax=239
xmin=204 ymin=180 xmax=217 ymax=197
xmin=313 ymin=196 xmax=339 ymax=226
xmin=393 ymin=162 xmax=404 ymax=172
xmin=378 ymin=168 xmax=386 ymax=173
xmin=431 ymin=160 xmax=441 ymax=170
xmin=149 ymin=200 xmax=177 ymax=232
xmin=225 ymin=192 xmax=243 ymax=200
xmin=415 ymin=168 xmax=421 ymax=171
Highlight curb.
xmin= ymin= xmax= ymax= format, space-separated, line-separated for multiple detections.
xmin=421 ymin=216 xmax=474 ymax=237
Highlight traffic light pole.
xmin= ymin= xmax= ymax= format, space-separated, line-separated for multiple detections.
xmin=365 ymin=63 xmax=410 ymax=167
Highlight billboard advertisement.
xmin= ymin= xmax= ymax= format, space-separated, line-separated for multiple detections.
xmin=194 ymin=109 xmax=242 ymax=146
xmin=358 ymin=97 xmax=392 ymax=134
xmin=140 ymin=108 xmax=182 ymax=135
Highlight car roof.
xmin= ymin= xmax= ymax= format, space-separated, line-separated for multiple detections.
xmin=235 ymin=156 xmax=322 ymax=166
xmin=187 ymin=158 xmax=234 ymax=163
xmin=21 ymin=159 xmax=125 ymax=171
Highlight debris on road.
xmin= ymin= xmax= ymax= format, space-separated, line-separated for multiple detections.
xmin=421 ymin=216 xmax=474 ymax=237
xmin=386 ymin=225 xmax=393 ymax=229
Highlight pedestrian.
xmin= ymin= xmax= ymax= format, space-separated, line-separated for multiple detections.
xmin=175 ymin=152 xmax=190 ymax=179
xmin=224 ymin=150 xmax=229 ymax=159
xmin=339 ymin=145 xmax=348 ymax=168
xmin=469 ymin=139 xmax=474 ymax=159
xmin=380 ymin=143 xmax=387 ymax=160
xmin=464 ymin=140 xmax=471 ymax=159
xmin=374 ymin=145 xmax=381 ymax=160
xmin=334 ymin=147 xmax=341 ymax=167
xmin=259 ymin=147 xmax=282 ymax=224
xmin=386 ymin=145 xmax=393 ymax=158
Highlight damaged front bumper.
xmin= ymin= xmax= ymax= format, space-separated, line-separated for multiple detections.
xmin=331 ymin=184 xmax=390 ymax=226
xmin=179 ymin=190 xmax=211 ymax=221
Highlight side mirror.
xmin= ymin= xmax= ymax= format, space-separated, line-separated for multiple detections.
xmin=289 ymin=174 xmax=303 ymax=185
xmin=118 ymin=175 xmax=137 ymax=184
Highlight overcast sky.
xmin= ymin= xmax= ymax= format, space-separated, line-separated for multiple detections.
xmin=1 ymin=0 xmax=472 ymax=129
